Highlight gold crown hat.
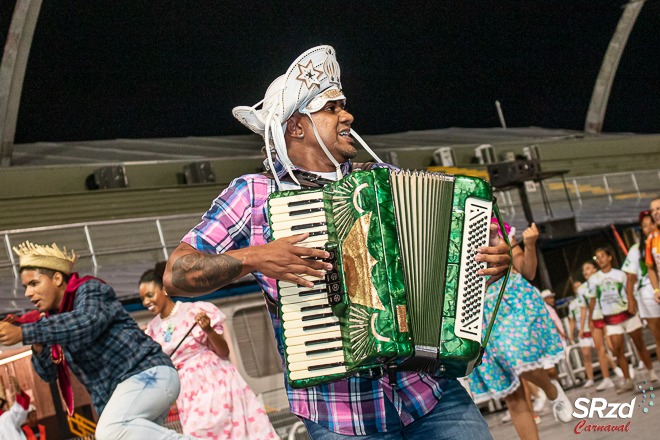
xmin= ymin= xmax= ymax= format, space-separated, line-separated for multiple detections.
xmin=232 ymin=45 xmax=382 ymax=190
xmin=12 ymin=241 xmax=78 ymax=275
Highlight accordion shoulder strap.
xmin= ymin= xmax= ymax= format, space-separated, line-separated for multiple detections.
xmin=481 ymin=201 xmax=513 ymax=348
xmin=261 ymin=161 xmax=379 ymax=189
xmin=352 ymin=161 xmax=378 ymax=171
xmin=262 ymin=290 xmax=279 ymax=316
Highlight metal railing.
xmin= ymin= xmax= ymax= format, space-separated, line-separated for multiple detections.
xmin=2 ymin=169 xmax=658 ymax=282
xmin=1 ymin=213 xmax=200 ymax=279
xmin=494 ymin=168 xmax=659 ymax=232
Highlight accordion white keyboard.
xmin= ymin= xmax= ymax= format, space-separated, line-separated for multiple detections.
xmin=269 ymin=191 xmax=348 ymax=381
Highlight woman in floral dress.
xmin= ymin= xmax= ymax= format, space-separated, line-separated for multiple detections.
xmin=139 ymin=262 xmax=278 ymax=440
xmin=468 ymin=221 xmax=571 ymax=440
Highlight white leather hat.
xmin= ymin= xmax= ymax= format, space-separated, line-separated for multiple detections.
xmin=233 ymin=46 xmax=343 ymax=138
xmin=232 ymin=45 xmax=380 ymax=189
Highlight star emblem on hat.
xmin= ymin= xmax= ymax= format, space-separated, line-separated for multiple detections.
xmin=296 ymin=60 xmax=324 ymax=89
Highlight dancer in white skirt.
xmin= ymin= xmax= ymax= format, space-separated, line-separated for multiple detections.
xmin=568 ymin=281 xmax=596 ymax=388
xmin=587 ymin=247 xmax=657 ymax=393
xmin=622 ymin=210 xmax=660 ymax=362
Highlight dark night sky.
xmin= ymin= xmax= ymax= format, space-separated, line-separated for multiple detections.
xmin=2 ymin=1 xmax=659 ymax=143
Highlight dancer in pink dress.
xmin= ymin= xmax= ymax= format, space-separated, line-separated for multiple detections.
xmin=139 ymin=262 xmax=278 ymax=440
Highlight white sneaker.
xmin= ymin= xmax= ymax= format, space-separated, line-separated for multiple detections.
xmin=534 ymin=414 xmax=542 ymax=425
xmin=628 ymin=365 xmax=636 ymax=380
xmin=638 ymin=361 xmax=646 ymax=371
xmin=501 ymin=410 xmax=511 ymax=423
xmin=596 ymin=377 xmax=615 ymax=391
xmin=533 ymin=390 xmax=547 ymax=413
xmin=614 ymin=367 xmax=624 ymax=378
xmin=550 ymin=379 xmax=573 ymax=423
xmin=650 ymin=370 xmax=658 ymax=383
xmin=616 ymin=378 xmax=634 ymax=394
xmin=582 ymin=379 xmax=595 ymax=388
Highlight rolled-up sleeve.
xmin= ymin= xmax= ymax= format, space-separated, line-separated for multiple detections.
xmin=182 ymin=177 xmax=256 ymax=253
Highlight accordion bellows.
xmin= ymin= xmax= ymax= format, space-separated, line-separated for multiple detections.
xmin=268 ymin=168 xmax=496 ymax=388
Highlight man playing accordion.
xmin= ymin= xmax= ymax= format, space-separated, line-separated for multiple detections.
xmin=164 ymin=45 xmax=510 ymax=439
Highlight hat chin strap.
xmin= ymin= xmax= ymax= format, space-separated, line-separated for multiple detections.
xmin=349 ymin=129 xmax=383 ymax=164
xmin=303 ymin=112 xmax=343 ymax=181
xmin=300 ymin=112 xmax=384 ymax=181
xmin=264 ymin=107 xmax=385 ymax=191
xmin=263 ymin=104 xmax=301 ymax=191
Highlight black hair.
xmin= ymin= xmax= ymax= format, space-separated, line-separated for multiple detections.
xmin=582 ymin=260 xmax=598 ymax=271
xmin=639 ymin=212 xmax=654 ymax=263
xmin=19 ymin=266 xmax=71 ymax=283
xmin=595 ymin=247 xmax=613 ymax=258
xmin=580 ymin=260 xmax=599 ymax=280
xmin=139 ymin=261 xmax=166 ymax=287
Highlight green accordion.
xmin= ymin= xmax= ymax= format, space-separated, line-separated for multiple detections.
xmin=267 ymin=168 xmax=505 ymax=389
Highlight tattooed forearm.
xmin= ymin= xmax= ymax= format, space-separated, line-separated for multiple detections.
xmin=171 ymin=253 xmax=243 ymax=293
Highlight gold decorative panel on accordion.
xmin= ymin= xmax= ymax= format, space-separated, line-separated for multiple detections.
xmin=267 ymin=167 xmax=503 ymax=388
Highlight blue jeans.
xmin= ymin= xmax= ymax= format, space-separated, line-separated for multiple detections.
xmin=302 ymin=379 xmax=492 ymax=440
xmin=95 ymin=366 xmax=197 ymax=440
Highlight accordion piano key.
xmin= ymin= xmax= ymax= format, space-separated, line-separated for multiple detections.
xmin=285 ymin=338 xmax=344 ymax=355
xmin=279 ymin=285 xmax=327 ymax=298
xmin=284 ymin=329 xmax=343 ymax=348
xmin=282 ymin=314 xmax=339 ymax=330
xmin=280 ymin=298 xmax=332 ymax=317
xmin=289 ymin=364 xmax=347 ymax=381
xmin=279 ymin=274 xmax=324 ymax=289
xmin=268 ymin=191 xmax=323 ymax=207
xmin=271 ymin=222 xmax=327 ymax=238
xmin=289 ymin=350 xmax=344 ymax=372
xmin=283 ymin=319 xmax=340 ymax=338
xmin=280 ymin=281 xmax=326 ymax=296
xmin=287 ymin=350 xmax=344 ymax=364
xmin=269 ymin=201 xmax=324 ymax=216
xmin=280 ymin=291 xmax=328 ymax=305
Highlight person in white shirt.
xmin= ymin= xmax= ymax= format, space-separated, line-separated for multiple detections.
xmin=581 ymin=260 xmax=622 ymax=391
xmin=587 ymin=247 xmax=657 ymax=393
xmin=622 ymin=210 xmax=660 ymax=362
xmin=0 ymin=376 xmax=30 ymax=440
xmin=568 ymin=282 xmax=596 ymax=388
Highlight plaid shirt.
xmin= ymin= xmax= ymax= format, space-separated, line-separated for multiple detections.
xmin=21 ymin=279 xmax=173 ymax=415
xmin=182 ymin=159 xmax=448 ymax=435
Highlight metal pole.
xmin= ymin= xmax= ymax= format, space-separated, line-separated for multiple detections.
xmin=573 ymin=179 xmax=583 ymax=208
xmin=83 ymin=225 xmax=98 ymax=273
xmin=506 ymin=190 xmax=516 ymax=216
xmin=561 ymin=175 xmax=575 ymax=213
xmin=4 ymin=233 xmax=18 ymax=278
xmin=603 ymin=175 xmax=613 ymax=205
xmin=540 ymin=181 xmax=553 ymax=218
xmin=495 ymin=100 xmax=507 ymax=129
xmin=537 ymin=248 xmax=553 ymax=292
xmin=517 ymin=185 xmax=535 ymax=225
xmin=630 ymin=173 xmax=641 ymax=200
xmin=0 ymin=0 xmax=43 ymax=167
xmin=584 ymin=0 xmax=646 ymax=134
xmin=156 ymin=218 xmax=169 ymax=260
